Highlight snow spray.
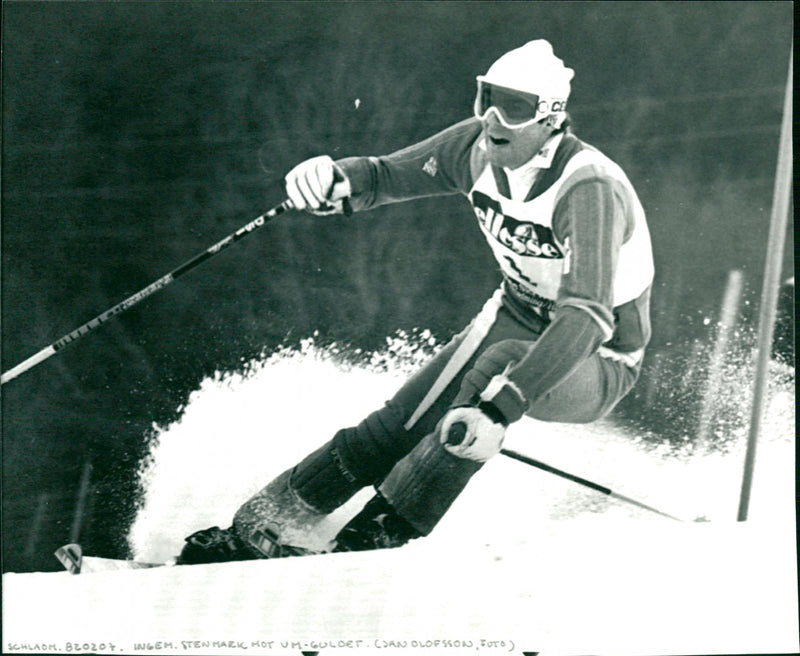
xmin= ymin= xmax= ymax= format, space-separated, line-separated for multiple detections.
xmin=128 ymin=330 xmax=795 ymax=564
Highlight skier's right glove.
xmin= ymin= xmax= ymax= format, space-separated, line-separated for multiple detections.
xmin=284 ymin=155 xmax=353 ymax=216
xmin=440 ymin=404 xmax=507 ymax=463
xmin=440 ymin=373 xmax=528 ymax=462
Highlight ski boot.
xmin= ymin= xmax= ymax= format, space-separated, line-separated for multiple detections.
xmin=333 ymin=493 xmax=422 ymax=552
xmin=178 ymin=468 xmax=332 ymax=565
xmin=233 ymin=468 xmax=333 ymax=554
xmin=177 ymin=524 xmax=317 ymax=564
xmin=177 ymin=525 xmax=261 ymax=564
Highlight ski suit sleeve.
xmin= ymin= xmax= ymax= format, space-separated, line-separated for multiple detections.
xmin=483 ymin=175 xmax=632 ymax=423
xmin=334 ymin=118 xmax=484 ymax=211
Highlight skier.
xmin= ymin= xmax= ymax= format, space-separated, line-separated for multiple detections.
xmin=178 ymin=39 xmax=654 ymax=563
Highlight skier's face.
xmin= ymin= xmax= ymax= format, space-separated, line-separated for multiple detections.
xmin=481 ymin=112 xmax=555 ymax=170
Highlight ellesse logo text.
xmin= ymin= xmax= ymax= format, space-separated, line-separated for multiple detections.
xmin=471 ymin=191 xmax=563 ymax=259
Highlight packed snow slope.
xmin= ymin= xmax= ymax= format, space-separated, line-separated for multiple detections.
xmin=4 ymin=335 xmax=798 ymax=656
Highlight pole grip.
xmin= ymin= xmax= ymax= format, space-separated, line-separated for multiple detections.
xmin=445 ymin=421 xmax=467 ymax=445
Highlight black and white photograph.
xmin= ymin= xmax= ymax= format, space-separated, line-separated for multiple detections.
xmin=2 ymin=2 xmax=796 ymax=655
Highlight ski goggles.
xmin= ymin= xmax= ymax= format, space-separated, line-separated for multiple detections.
xmin=473 ymin=77 xmax=567 ymax=129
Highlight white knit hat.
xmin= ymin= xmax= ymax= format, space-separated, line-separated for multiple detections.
xmin=479 ymin=39 xmax=574 ymax=105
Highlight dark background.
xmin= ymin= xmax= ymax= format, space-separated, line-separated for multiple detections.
xmin=1 ymin=1 xmax=793 ymax=573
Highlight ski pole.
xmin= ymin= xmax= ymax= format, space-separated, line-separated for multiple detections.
xmin=499 ymin=447 xmax=685 ymax=522
xmin=446 ymin=420 xmax=686 ymax=521
xmin=1 ymin=199 xmax=295 ymax=385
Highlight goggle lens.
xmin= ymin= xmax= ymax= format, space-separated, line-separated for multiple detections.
xmin=475 ymin=81 xmax=542 ymax=127
xmin=478 ymin=84 xmax=540 ymax=123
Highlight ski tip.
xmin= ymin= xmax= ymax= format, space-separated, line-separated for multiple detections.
xmin=55 ymin=543 xmax=83 ymax=574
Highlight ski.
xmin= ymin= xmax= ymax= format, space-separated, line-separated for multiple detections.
xmin=55 ymin=530 xmax=322 ymax=574
xmin=55 ymin=544 xmax=170 ymax=574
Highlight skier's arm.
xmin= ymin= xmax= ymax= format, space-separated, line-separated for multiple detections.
xmin=336 ymin=118 xmax=484 ymax=211
xmin=479 ymin=177 xmax=631 ymax=423
xmin=285 ymin=119 xmax=482 ymax=214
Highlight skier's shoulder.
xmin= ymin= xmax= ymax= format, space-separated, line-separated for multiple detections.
xmin=556 ymin=133 xmax=631 ymax=187
xmin=553 ymin=134 xmax=645 ymax=242
xmin=552 ymin=133 xmax=643 ymax=221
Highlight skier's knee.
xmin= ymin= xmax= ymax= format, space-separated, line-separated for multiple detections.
xmin=290 ymin=442 xmax=363 ymax=513
xmin=332 ymin=402 xmax=412 ymax=485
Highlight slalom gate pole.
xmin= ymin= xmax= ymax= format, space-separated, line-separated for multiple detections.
xmin=1 ymin=199 xmax=294 ymax=385
xmin=737 ymin=50 xmax=793 ymax=521
xmin=499 ymin=448 xmax=685 ymax=522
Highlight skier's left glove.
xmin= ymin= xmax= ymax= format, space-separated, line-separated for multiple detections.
xmin=440 ymin=374 xmax=527 ymax=463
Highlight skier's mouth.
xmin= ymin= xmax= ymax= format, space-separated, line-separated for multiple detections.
xmin=489 ymin=135 xmax=510 ymax=146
